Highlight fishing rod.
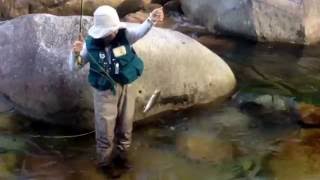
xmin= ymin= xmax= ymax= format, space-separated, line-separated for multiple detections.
xmin=76 ymin=0 xmax=84 ymax=66
xmin=79 ymin=0 xmax=83 ymax=35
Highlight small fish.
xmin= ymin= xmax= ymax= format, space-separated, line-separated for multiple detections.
xmin=143 ymin=89 xmax=161 ymax=113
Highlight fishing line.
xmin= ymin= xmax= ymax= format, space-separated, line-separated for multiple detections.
xmin=0 ymin=107 xmax=14 ymax=114
xmin=28 ymin=130 xmax=95 ymax=139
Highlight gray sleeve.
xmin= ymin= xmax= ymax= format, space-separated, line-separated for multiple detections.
xmin=68 ymin=43 xmax=89 ymax=71
xmin=125 ymin=19 xmax=154 ymax=45
xmin=80 ymin=43 xmax=90 ymax=64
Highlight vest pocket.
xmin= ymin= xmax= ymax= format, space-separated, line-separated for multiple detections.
xmin=118 ymin=56 xmax=144 ymax=84
xmin=116 ymin=47 xmax=137 ymax=66
xmin=88 ymin=71 xmax=113 ymax=91
xmin=117 ymin=54 xmax=133 ymax=66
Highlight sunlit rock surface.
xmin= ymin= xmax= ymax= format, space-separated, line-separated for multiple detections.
xmin=181 ymin=0 xmax=320 ymax=44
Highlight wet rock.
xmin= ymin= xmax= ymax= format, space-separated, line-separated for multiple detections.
xmin=234 ymin=93 xmax=300 ymax=126
xmin=0 ymin=14 xmax=236 ymax=128
xmin=298 ymin=57 xmax=320 ymax=73
xmin=235 ymin=93 xmax=297 ymax=113
xmin=298 ymin=103 xmax=320 ymax=125
xmin=176 ymin=131 xmax=234 ymax=164
xmin=245 ymin=94 xmax=294 ymax=111
xmin=180 ymin=0 xmax=320 ymax=45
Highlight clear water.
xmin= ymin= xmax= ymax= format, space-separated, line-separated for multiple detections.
xmin=1 ymin=36 xmax=320 ymax=180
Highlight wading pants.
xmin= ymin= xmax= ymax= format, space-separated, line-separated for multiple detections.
xmin=93 ymin=84 xmax=135 ymax=166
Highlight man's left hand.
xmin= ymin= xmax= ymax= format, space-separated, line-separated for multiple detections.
xmin=149 ymin=7 xmax=164 ymax=24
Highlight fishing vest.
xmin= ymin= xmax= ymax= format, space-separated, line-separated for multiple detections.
xmin=85 ymin=29 xmax=144 ymax=92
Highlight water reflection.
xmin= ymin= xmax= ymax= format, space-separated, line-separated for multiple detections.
xmin=0 ymin=36 xmax=320 ymax=179
xmin=0 ymin=103 xmax=300 ymax=180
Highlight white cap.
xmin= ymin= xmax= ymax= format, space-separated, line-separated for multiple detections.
xmin=88 ymin=5 xmax=126 ymax=39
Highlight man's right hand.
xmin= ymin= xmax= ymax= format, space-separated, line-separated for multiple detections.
xmin=73 ymin=35 xmax=84 ymax=55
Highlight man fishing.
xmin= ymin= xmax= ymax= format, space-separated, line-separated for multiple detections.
xmin=70 ymin=5 xmax=164 ymax=172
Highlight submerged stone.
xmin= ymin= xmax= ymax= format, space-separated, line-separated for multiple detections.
xmin=176 ymin=131 xmax=234 ymax=164
xmin=269 ymin=129 xmax=320 ymax=180
xmin=298 ymin=103 xmax=320 ymax=126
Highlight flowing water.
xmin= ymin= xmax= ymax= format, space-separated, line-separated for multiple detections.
xmin=1 ymin=29 xmax=320 ymax=180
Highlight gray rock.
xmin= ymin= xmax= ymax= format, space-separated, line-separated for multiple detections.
xmin=0 ymin=14 xmax=236 ymax=128
xmin=234 ymin=93 xmax=300 ymax=125
xmin=181 ymin=0 xmax=320 ymax=45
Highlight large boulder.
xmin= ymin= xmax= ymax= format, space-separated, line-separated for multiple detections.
xmin=180 ymin=0 xmax=320 ymax=45
xmin=0 ymin=0 xmax=151 ymax=20
xmin=0 ymin=14 xmax=236 ymax=128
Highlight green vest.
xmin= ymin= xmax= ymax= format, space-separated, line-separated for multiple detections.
xmin=85 ymin=29 xmax=144 ymax=92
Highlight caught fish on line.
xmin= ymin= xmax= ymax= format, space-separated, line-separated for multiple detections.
xmin=143 ymin=89 xmax=161 ymax=113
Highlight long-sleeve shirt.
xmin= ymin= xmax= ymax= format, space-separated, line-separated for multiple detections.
xmin=68 ymin=19 xmax=154 ymax=71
